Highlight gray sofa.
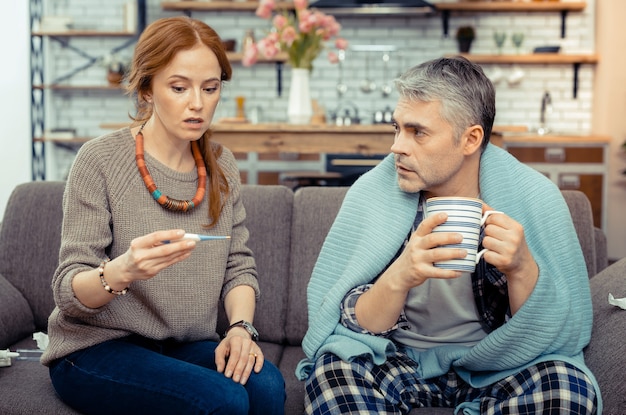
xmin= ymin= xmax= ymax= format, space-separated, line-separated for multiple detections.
xmin=0 ymin=181 xmax=622 ymax=414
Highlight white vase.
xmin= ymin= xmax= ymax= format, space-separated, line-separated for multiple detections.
xmin=287 ymin=68 xmax=312 ymax=125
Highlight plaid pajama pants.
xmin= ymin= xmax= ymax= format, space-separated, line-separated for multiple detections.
xmin=304 ymin=352 xmax=597 ymax=415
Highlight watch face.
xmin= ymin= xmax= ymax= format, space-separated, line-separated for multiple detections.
xmin=228 ymin=320 xmax=258 ymax=341
xmin=243 ymin=322 xmax=259 ymax=340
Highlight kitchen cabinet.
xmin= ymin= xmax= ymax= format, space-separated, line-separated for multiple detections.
xmin=499 ymin=135 xmax=609 ymax=231
xmin=210 ymin=123 xmax=395 ymax=155
xmin=218 ymin=124 xmax=386 ymax=187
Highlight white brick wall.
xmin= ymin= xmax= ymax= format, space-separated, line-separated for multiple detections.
xmin=38 ymin=0 xmax=597 ymax=179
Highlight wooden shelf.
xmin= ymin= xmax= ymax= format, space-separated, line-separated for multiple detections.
xmin=497 ymin=133 xmax=610 ymax=145
xmin=32 ymin=30 xmax=136 ymax=37
xmin=435 ymin=2 xmax=586 ymax=13
xmin=33 ymin=84 xmax=126 ymax=91
xmin=453 ymin=53 xmax=598 ymax=65
xmin=34 ymin=137 xmax=91 ymax=144
xmin=163 ymin=0 xmax=586 ymax=13
xmin=32 ymin=50 xmax=289 ymax=93
xmin=161 ymin=1 xmax=294 ymax=12
xmin=226 ymin=51 xmax=288 ymax=63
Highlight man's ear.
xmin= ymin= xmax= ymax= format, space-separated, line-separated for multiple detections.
xmin=462 ymin=125 xmax=484 ymax=156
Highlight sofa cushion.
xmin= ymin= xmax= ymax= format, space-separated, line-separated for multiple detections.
xmin=0 ymin=181 xmax=65 ymax=331
xmin=236 ymin=185 xmax=293 ymax=343
xmin=0 ymin=337 xmax=78 ymax=415
xmin=585 ymin=258 xmax=626 ymax=413
xmin=0 ymin=274 xmax=35 ymax=349
xmin=286 ymin=187 xmax=348 ymax=345
xmin=0 ymin=360 xmax=77 ymax=415
xmin=278 ymin=345 xmax=308 ymax=414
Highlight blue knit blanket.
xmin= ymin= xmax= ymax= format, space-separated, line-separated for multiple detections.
xmin=296 ymin=144 xmax=601 ymax=413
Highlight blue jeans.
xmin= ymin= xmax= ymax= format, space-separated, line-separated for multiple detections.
xmin=49 ymin=335 xmax=285 ymax=415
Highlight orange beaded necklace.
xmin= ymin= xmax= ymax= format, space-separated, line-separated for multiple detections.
xmin=135 ymin=125 xmax=207 ymax=212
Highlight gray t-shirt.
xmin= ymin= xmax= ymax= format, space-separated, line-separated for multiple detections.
xmin=392 ymin=272 xmax=488 ymax=351
xmin=392 ymin=197 xmax=488 ymax=351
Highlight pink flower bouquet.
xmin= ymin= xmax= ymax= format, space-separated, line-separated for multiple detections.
xmin=244 ymin=0 xmax=349 ymax=70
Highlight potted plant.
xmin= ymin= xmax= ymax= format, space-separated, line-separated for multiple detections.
xmin=246 ymin=0 xmax=348 ymax=70
xmin=456 ymin=26 xmax=475 ymax=53
xmin=245 ymin=0 xmax=349 ymax=124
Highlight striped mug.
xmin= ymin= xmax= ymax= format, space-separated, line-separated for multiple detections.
xmin=426 ymin=197 xmax=502 ymax=273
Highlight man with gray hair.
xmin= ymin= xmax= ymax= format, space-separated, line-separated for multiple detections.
xmin=298 ymin=56 xmax=600 ymax=414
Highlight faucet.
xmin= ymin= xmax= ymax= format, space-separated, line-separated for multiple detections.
xmin=538 ymin=91 xmax=552 ymax=135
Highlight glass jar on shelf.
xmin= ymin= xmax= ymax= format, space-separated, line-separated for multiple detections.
xmin=242 ymin=29 xmax=255 ymax=54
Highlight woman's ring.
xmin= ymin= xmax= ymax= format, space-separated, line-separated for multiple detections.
xmin=249 ymin=352 xmax=258 ymax=358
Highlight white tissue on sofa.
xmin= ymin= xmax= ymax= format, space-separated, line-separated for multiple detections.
xmin=33 ymin=332 xmax=49 ymax=350
xmin=608 ymin=293 xmax=626 ymax=310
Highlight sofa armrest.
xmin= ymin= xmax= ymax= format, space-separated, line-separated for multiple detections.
xmin=585 ymin=258 xmax=626 ymax=413
xmin=0 ymin=181 xmax=64 ymax=331
xmin=561 ymin=190 xmax=597 ymax=277
xmin=0 ymin=273 xmax=35 ymax=349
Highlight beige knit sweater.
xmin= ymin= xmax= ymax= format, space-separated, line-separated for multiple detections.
xmin=42 ymin=128 xmax=259 ymax=365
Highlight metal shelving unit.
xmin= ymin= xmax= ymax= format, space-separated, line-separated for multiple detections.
xmin=29 ymin=0 xmax=146 ymax=180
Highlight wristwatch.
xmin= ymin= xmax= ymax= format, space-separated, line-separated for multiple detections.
xmin=225 ymin=320 xmax=259 ymax=342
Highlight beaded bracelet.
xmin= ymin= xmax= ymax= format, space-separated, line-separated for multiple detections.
xmin=98 ymin=259 xmax=129 ymax=296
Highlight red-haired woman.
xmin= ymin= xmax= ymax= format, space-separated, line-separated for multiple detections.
xmin=42 ymin=16 xmax=285 ymax=414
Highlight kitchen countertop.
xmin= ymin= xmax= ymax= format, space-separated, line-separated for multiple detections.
xmin=210 ymin=123 xmax=611 ymax=154
xmin=211 ymin=123 xmax=395 ymax=154
xmin=491 ymin=132 xmax=611 ymax=145
xmin=101 ymin=122 xmax=611 ymax=154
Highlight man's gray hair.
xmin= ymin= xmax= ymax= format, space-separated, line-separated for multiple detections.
xmin=394 ymin=56 xmax=496 ymax=151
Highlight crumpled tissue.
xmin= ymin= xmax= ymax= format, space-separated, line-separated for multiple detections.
xmin=33 ymin=332 xmax=49 ymax=350
xmin=608 ymin=293 xmax=626 ymax=310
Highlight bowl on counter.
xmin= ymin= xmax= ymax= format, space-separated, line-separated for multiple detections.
xmin=221 ymin=39 xmax=237 ymax=52
xmin=533 ymin=45 xmax=561 ymax=54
